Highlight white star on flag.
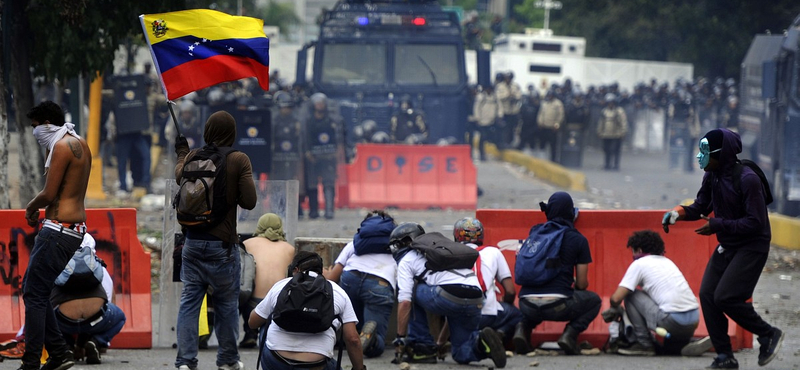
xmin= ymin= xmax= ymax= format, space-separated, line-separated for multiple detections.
xmin=188 ymin=45 xmax=195 ymax=51
xmin=194 ymin=42 xmax=200 ymax=46
xmin=202 ymin=38 xmax=208 ymax=43
xmin=228 ymin=46 xmax=234 ymax=52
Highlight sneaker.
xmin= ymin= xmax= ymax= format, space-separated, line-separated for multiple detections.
xmin=178 ymin=366 xmax=197 ymax=370
xmin=239 ymin=334 xmax=257 ymax=349
xmin=617 ymin=342 xmax=656 ymax=356
xmin=405 ymin=343 xmax=437 ymax=364
xmin=479 ymin=327 xmax=507 ymax=368
xmin=0 ymin=339 xmax=17 ymax=351
xmin=757 ymin=327 xmax=785 ymax=366
xmin=359 ymin=321 xmax=378 ymax=355
xmin=84 ymin=340 xmax=101 ymax=364
xmin=0 ymin=341 xmax=24 ymax=359
xmin=218 ymin=360 xmax=244 ymax=370
xmin=681 ymin=336 xmax=713 ymax=357
xmin=40 ymin=350 xmax=75 ymax=370
xmin=707 ymin=355 xmax=739 ymax=369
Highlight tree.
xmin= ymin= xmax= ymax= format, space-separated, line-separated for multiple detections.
xmin=2 ymin=0 xmax=191 ymax=207
xmin=0 ymin=0 xmax=10 ymax=209
xmin=257 ymin=1 xmax=300 ymax=37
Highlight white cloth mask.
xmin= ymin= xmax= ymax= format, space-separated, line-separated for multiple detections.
xmin=32 ymin=122 xmax=80 ymax=172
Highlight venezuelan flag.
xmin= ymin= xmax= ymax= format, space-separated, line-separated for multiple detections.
xmin=139 ymin=9 xmax=269 ymax=101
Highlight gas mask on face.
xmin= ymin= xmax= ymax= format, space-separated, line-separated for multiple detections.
xmin=696 ymin=137 xmax=721 ymax=169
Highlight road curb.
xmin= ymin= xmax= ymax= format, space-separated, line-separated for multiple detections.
xmin=487 ymin=145 xmax=587 ymax=192
xmin=770 ymin=213 xmax=800 ymax=250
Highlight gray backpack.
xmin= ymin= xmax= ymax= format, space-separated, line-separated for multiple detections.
xmin=238 ymin=243 xmax=256 ymax=305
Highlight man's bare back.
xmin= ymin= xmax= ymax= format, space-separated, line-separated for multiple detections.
xmin=26 ymin=132 xmax=91 ymax=226
xmin=244 ymin=237 xmax=296 ymax=298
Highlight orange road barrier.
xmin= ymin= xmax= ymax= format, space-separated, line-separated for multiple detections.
xmin=0 ymin=209 xmax=152 ymax=348
xmin=477 ymin=209 xmax=752 ymax=351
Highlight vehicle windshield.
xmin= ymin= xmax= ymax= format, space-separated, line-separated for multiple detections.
xmin=319 ymin=43 xmax=461 ymax=87
xmin=320 ymin=44 xmax=387 ymax=85
xmin=395 ymin=44 xmax=460 ymax=86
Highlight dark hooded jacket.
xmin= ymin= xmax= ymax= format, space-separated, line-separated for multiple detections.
xmin=175 ymin=111 xmax=258 ymax=243
xmin=519 ymin=192 xmax=593 ymax=297
xmin=682 ymin=129 xmax=770 ymax=252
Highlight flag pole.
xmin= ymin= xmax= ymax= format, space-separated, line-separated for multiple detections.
xmin=167 ymin=100 xmax=183 ymax=138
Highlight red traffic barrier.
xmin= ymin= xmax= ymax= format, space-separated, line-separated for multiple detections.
xmin=477 ymin=209 xmax=752 ymax=351
xmin=345 ymin=144 xmax=477 ymax=210
xmin=0 ymin=209 xmax=152 ymax=348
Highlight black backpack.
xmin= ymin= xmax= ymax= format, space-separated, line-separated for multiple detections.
xmin=271 ymin=272 xmax=337 ymax=333
xmin=173 ymin=143 xmax=238 ymax=230
xmin=733 ymin=159 xmax=773 ymax=205
xmin=410 ymin=232 xmax=479 ymax=272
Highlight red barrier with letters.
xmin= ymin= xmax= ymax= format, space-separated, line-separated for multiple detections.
xmin=345 ymin=144 xmax=477 ymax=209
xmin=477 ymin=209 xmax=753 ymax=351
xmin=0 ymin=209 xmax=152 ymax=348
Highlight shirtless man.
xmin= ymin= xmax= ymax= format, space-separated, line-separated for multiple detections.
xmin=22 ymin=101 xmax=92 ymax=370
xmin=239 ymin=213 xmax=295 ymax=347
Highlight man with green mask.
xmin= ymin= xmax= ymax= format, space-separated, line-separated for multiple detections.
xmin=661 ymin=129 xmax=784 ymax=369
xmin=240 ymin=213 xmax=296 ymax=348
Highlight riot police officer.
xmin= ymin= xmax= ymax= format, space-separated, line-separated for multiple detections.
xmin=304 ymin=93 xmax=340 ymax=219
xmin=390 ymin=95 xmax=427 ymax=144
xmin=271 ymin=91 xmax=306 ymax=216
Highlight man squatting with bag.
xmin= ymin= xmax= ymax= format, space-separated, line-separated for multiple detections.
xmin=249 ymin=251 xmax=365 ymax=370
xmin=389 ymin=223 xmax=507 ymax=368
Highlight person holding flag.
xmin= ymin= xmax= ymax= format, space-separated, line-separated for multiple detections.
xmin=139 ymin=8 xmax=268 ymax=370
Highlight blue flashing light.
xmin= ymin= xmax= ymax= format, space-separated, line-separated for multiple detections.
xmin=357 ymin=17 xmax=369 ymax=26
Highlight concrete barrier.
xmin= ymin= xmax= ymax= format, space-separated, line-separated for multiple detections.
xmin=486 ymin=145 xmax=587 ymax=192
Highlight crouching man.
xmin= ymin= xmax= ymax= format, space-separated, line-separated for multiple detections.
xmin=602 ymin=230 xmax=700 ymax=356
xmin=249 ymin=251 xmax=365 ymax=370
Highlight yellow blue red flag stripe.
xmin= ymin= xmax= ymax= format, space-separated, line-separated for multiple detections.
xmin=139 ymin=9 xmax=269 ymax=100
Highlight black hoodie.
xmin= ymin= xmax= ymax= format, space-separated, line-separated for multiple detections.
xmin=682 ymin=129 xmax=770 ymax=252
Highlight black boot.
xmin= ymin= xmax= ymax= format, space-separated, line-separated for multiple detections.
xmin=558 ymin=326 xmax=580 ymax=355
xmin=513 ymin=322 xmax=531 ymax=354
xmin=323 ymin=186 xmax=335 ymax=219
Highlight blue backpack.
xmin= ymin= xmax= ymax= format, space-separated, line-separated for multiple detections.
xmin=55 ymin=246 xmax=105 ymax=291
xmin=353 ymin=215 xmax=395 ymax=255
xmin=515 ymin=221 xmax=569 ymax=286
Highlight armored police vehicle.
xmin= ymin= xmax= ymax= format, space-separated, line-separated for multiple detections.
xmin=739 ymin=13 xmax=800 ymax=216
xmin=296 ymin=0 xmax=484 ymax=149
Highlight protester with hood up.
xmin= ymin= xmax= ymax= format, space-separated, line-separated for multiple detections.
xmin=515 ymin=192 xmax=601 ymax=355
xmin=324 ymin=210 xmax=397 ymax=358
xmin=662 ymin=129 xmax=784 ymax=369
xmin=174 ymin=110 xmax=257 ymax=370
xmin=239 ymin=213 xmax=295 ymax=348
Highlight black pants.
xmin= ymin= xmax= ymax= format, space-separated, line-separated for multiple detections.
xmin=602 ymin=138 xmax=622 ymax=170
xmin=519 ymin=290 xmax=601 ymax=333
xmin=699 ymin=248 xmax=773 ymax=356
xmin=538 ymin=128 xmax=559 ymax=162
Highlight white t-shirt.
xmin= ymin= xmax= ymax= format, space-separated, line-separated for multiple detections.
xmin=471 ymin=244 xmax=512 ymax=316
xmin=334 ymin=241 xmax=397 ymax=291
xmin=253 ymin=272 xmax=358 ymax=358
xmin=396 ymin=249 xmax=480 ymax=303
xmin=618 ymin=255 xmax=699 ymax=313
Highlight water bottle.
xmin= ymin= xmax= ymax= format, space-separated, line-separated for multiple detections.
xmin=609 ymin=321 xmax=620 ymax=340
xmin=655 ymin=327 xmax=671 ymax=339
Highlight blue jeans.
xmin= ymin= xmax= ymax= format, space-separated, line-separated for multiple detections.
xmin=21 ymin=227 xmax=83 ymax=367
xmin=57 ymin=302 xmax=127 ymax=348
xmin=175 ymin=239 xmax=241 ymax=368
xmin=116 ymin=132 xmax=151 ymax=191
xmin=260 ymin=347 xmax=340 ymax=370
xmin=519 ymin=290 xmax=602 ymax=333
xmin=411 ymin=284 xmax=482 ymax=364
xmin=340 ymin=271 xmax=394 ymax=357
xmin=479 ymin=301 xmax=524 ymax=340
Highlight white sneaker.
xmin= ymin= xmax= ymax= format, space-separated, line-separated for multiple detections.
xmin=681 ymin=336 xmax=713 ymax=357
xmin=218 ymin=360 xmax=244 ymax=370
xmin=177 ymin=365 xmax=195 ymax=370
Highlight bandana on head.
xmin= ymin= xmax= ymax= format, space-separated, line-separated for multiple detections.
xmin=254 ymin=213 xmax=286 ymax=241
xmin=32 ymin=122 xmax=80 ymax=173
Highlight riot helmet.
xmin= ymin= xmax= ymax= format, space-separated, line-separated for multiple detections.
xmin=389 ymin=222 xmax=425 ymax=260
xmin=453 ymin=217 xmax=484 ymax=245
xmin=371 ymin=131 xmax=391 ymax=144
xmin=274 ymin=91 xmax=294 ymax=108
